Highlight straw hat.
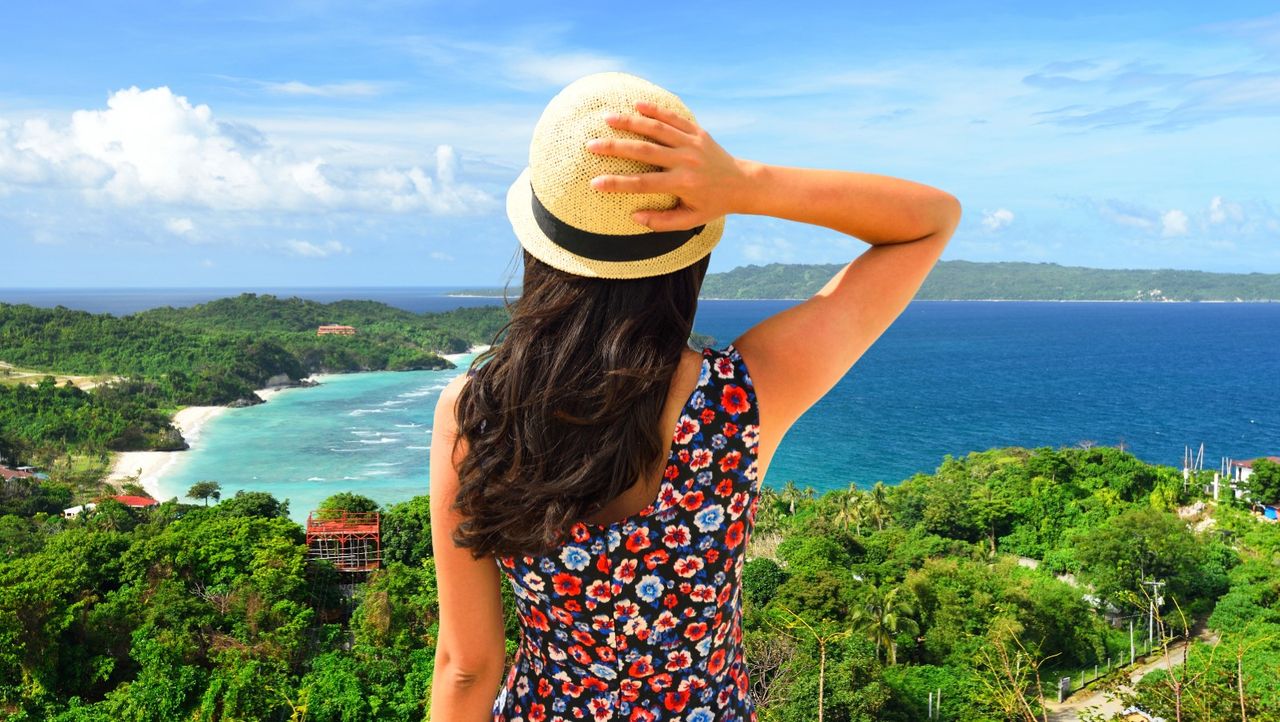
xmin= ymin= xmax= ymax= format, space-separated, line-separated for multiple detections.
xmin=506 ymin=72 xmax=725 ymax=279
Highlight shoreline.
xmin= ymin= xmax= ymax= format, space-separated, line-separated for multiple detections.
xmin=103 ymin=344 xmax=490 ymax=502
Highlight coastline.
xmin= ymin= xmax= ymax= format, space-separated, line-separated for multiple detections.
xmin=102 ymin=344 xmax=491 ymax=502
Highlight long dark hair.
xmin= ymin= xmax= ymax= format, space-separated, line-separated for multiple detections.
xmin=451 ymin=248 xmax=711 ymax=559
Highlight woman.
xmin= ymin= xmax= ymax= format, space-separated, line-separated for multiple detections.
xmin=428 ymin=72 xmax=960 ymax=721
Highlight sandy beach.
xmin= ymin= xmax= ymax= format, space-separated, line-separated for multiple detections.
xmin=104 ymin=346 xmax=490 ymax=502
xmin=104 ymin=378 xmax=320 ymax=500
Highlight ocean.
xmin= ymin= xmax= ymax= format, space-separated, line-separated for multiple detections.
xmin=6 ymin=288 xmax=1278 ymax=522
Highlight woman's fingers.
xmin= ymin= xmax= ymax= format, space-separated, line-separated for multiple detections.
xmin=633 ymin=100 xmax=699 ymax=135
xmin=586 ymin=137 xmax=680 ymax=167
xmin=603 ymin=112 xmax=688 ymax=147
xmin=589 ymin=171 xmax=674 ymax=194
xmin=634 ymin=205 xmax=704 ymax=232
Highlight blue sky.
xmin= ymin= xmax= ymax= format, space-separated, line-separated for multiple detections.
xmin=3 ymin=1 xmax=1278 ymax=287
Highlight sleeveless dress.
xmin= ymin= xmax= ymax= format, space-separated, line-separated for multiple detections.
xmin=491 ymin=343 xmax=761 ymax=721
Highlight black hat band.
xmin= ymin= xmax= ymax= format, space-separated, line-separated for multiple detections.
xmin=531 ymin=182 xmax=705 ymax=263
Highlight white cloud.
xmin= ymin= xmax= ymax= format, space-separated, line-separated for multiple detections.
xmin=0 ymin=86 xmax=493 ymax=215
xmin=429 ymin=250 xmax=455 ymax=262
xmin=285 ymin=239 xmax=349 ymax=258
xmin=1208 ymin=195 xmax=1244 ymax=224
xmin=982 ymin=208 xmax=1014 ymax=231
xmin=200 ymin=258 xmax=215 ymax=267
xmin=1161 ymin=209 xmax=1189 ymax=236
xmin=262 ymin=80 xmax=384 ymax=98
xmin=165 ymin=217 xmax=195 ymax=235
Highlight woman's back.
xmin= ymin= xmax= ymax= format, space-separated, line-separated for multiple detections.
xmin=491 ymin=344 xmax=760 ymax=721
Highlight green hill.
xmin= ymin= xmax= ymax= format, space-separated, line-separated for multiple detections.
xmin=453 ymin=260 xmax=1280 ymax=301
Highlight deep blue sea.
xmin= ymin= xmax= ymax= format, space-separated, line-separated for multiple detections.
xmin=6 ymin=287 xmax=1278 ymax=521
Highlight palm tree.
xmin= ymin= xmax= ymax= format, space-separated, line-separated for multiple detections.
xmin=851 ymin=582 xmax=919 ymax=665
xmin=767 ymin=605 xmax=851 ymax=722
xmin=831 ymin=484 xmax=867 ymax=536
xmin=780 ymin=480 xmax=804 ymax=516
xmin=867 ymin=480 xmax=892 ymax=531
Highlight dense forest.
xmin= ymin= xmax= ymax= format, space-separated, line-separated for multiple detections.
xmin=0 ymin=296 xmax=507 ymax=464
xmin=1 ymin=445 xmax=1277 ymax=721
xmin=453 ymin=260 xmax=1280 ymax=301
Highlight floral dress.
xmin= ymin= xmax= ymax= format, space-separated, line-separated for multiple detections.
xmin=492 ymin=343 xmax=761 ymax=721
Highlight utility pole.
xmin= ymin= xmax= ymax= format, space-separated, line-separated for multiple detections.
xmin=1129 ymin=618 xmax=1135 ymax=664
xmin=1143 ymin=579 xmax=1166 ymax=653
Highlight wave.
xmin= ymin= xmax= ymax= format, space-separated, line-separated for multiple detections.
xmin=394 ymin=422 xmax=424 ymax=428
xmin=362 ymin=470 xmax=393 ymax=476
xmin=358 ymin=438 xmax=397 ymax=444
xmin=329 ymin=447 xmax=372 ymax=453
xmin=349 ymin=408 xmax=388 ymax=416
xmin=306 ymin=476 xmax=326 ymax=481
xmin=379 ymin=399 xmax=411 ymax=406
xmin=405 ymin=445 xmax=429 ymax=450
xmin=368 ymin=461 xmax=403 ymax=467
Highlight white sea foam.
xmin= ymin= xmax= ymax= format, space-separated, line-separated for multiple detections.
xmin=369 ymin=461 xmax=403 ymax=467
xmin=307 ymin=476 xmax=325 ymax=481
xmin=349 ymin=408 xmax=388 ymax=416
xmin=362 ymin=470 xmax=393 ymax=476
xmin=394 ymin=422 xmax=424 ymax=428
xmin=405 ymin=445 xmax=429 ymax=450
xmin=329 ymin=447 xmax=372 ymax=453
xmin=359 ymin=438 xmax=397 ymax=444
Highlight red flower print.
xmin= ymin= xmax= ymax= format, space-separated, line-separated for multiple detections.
xmin=630 ymin=708 xmax=656 ymax=722
xmin=719 ymin=450 xmax=742 ymax=472
xmin=528 ymin=606 xmax=550 ymax=631
xmin=613 ymin=558 xmax=637 ymax=583
xmin=538 ymin=678 xmax=552 ymax=696
xmin=678 ymin=582 xmax=692 ymax=594
xmin=628 ymin=654 xmax=654 ymax=677
xmin=721 ymin=384 xmax=749 ymax=414
xmin=663 ymin=462 xmax=680 ymax=480
xmin=691 ymin=584 xmax=715 ymax=602
xmin=643 ymin=549 xmax=668 ymax=569
xmin=706 ymin=548 xmax=720 ymax=564
xmin=571 ymin=522 xmax=590 ymax=542
xmin=673 ymin=555 xmax=704 ymax=577
xmin=665 ymin=649 xmax=692 ymax=671
xmin=596 ymin=645 xmax=615 ymax=662
xmin=552 ymin=606 xmax=573 ymax=625
xmin=663 ymin=689 xmax=691 ymax=713
xmin=663 ymin=593 xmax=679 ymax=608
xmin=673 ymin=416 xmax=699 ymax=444
xmin=689 ymin=448 xmax=713 ymax=471
xmin=648 ymin=672 xmax=672 ymax=692
xmin=678 ymin=490 xmax=704 ymax=511
xmin=562 ymin=679 xmax=584 ymax=698
xmin=718 ymin=584 xmax=732 ymax=604
xmin=529 ymin=702 xmax=547 ymax=722
xmin=553 ymin=572 xmax=581 ymax=596
xmin=588 ymin=696 xmax=612 ymax=720
xmin=625 ymin=528 xmax=651 ymax=553
xmin=723 ymin=421 xmax=738 ymax=437
xmin=708 ymin=648 xmax=727 ymax=675
xmin=596 ymin=555 xmax=610 ymax=573
xmin=620 ymin=678 xmax=642 ymax=702
xmin=715 ymin=478 xmax=733 ymax=496
xmin=572 ymin=629 xmax=596 ymax=646
xmin=564 ymin=599 xmax=582 ymax=612
xmin=569 ymin=645 xmax=592 ymax=665
xmin=684 ymin=622 xmax=707 ymax=641
xmin=587 ymin=579 xmax=611 ymax=601
xmin=714 ymin=356 xmax=734 ymax=378
xmin=700 ymin=407 xmax=716 ymax=424
xmin=655 ymin=610 xmax=678 ymax=631
xmin=725 ymin=520 xmax=744 ymax=548
xmin=662 ymin=524 xmax=690 ymax=547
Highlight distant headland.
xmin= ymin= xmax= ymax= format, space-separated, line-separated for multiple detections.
xmin=449 ymin=260 xmax=1280 ymax=302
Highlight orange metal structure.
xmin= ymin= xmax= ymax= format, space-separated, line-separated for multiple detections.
xmin=305 ymin=510 xmax=382 ymax=572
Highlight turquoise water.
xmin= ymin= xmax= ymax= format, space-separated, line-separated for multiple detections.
xmin=41 ymin=291 xmax=1273 ymax=524
xmin=159 ymin=363 xmax=464 ymax=522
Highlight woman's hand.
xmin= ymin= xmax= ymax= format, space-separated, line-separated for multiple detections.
xmin=586 ymin=100 xmax=754 ymax=231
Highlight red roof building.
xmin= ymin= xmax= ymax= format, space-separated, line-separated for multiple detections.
xmin=108 ymin=494 xmax=160 ymax=508
xmin=0 ymin=465 xmax=35 ymax=481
